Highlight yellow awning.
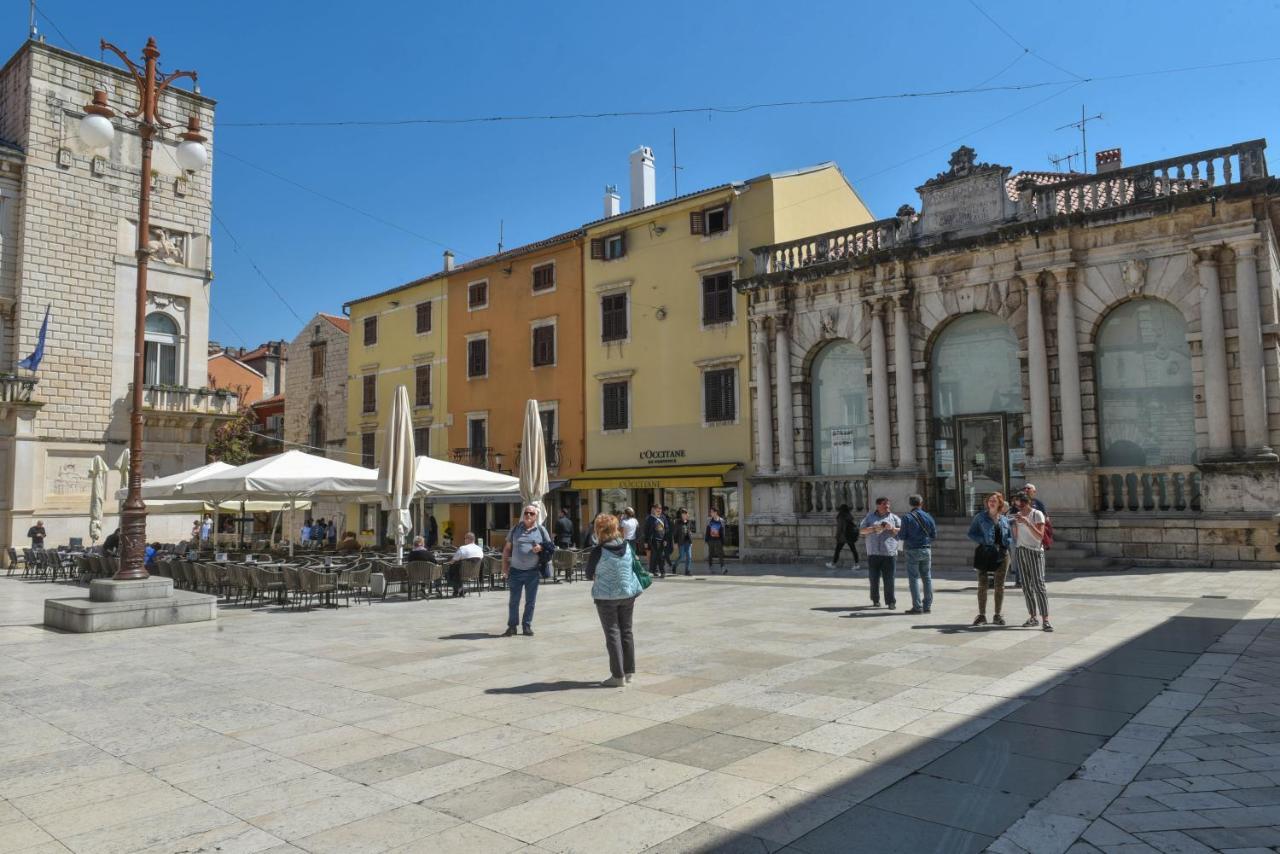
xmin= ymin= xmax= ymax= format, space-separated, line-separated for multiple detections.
xmin=571 ymin=463 xmax=737 ymax=490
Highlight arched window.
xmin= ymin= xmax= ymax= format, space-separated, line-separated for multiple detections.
xmin=1096 ymin=300 xmax=1195 ymax=466
xmin=931 ymin=312 xmax=1022 ymax=418
xmin=143 ymin=312 xmax=180 ymax=386
xmin=310 ymin=403 xmax=325 ymax=454
xmin=811 ymin=340 xmax=870 ymax=475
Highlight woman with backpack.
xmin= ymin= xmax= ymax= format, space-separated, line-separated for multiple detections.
xmin=585 ymin=513 xmax=643 ymax=688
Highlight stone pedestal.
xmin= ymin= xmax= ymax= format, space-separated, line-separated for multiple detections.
xmin=44 ymin=577 xmax=216 ymax=633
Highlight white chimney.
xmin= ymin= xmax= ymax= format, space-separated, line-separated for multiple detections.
xmin=604 ymin=184 xmax=621 ymax=218
xmin=629 ymin=145 xmax=655 ymax=211
xmin=443 ymin=249 xmax=455 ymax=272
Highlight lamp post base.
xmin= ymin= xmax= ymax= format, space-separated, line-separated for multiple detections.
xmin=115 ymin=503 xmax=150 ymax=580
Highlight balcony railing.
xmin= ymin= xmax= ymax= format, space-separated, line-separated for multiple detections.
xmin=752 ymin=218 xmax=901 ymax=276
xmin=450 ymin=446 xmax=493 ymax=469
xmin=1095 ymin=466 xmax=1202 ymax=513
xmin=134 ymin=384 xmax=239 ymax=416
xmin=0 ymin=373 xmax=37 ymax=402
xmin=516 ymin=439 xmax=565 ymax=473
xmin=794 ymin=475 xmax=870 ymax=516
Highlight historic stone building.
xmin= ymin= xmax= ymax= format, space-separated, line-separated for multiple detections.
xmin=738 ymin=140 xmax=1279 ymax=568
xmin=0 ymin=40 xmax=230 ymax=551
xmin=283 ymin=312 xmax=348 ymax=520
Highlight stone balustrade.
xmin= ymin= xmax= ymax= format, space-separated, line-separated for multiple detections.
xmin=133 ymin=384 xmax=238 ymax=417
xmin=0 ymin=374 xmax=37 ymax=402
xmin=751 ymin=218 xmax=901 ymax=275
xmin=793 ymin=475 xmax=870 ymax=516
xmin=1095 ymin=466 xmax=1203 ymax=513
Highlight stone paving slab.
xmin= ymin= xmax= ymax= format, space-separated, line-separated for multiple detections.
xmin=2 ymin=567 xmax=1279 ymax=853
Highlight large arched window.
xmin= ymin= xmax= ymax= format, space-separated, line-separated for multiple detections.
xmin=1096 ymin=300 xmax=1195 ymax=466
xmin=931 ymin=312 xmax=1022 ymax=418
xmin=811 ymin=340 xmax=870 ymax=475
xmin=143 ymin=312 xmax=180 ymax=386
xmin=309 ymin=403 xmax=325 ymax=454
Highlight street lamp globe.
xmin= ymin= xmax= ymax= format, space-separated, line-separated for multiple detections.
xmin=79 ymin=111 xmax=114 ymax=149
xmin=175 ymin=138 xmax=207 ymax=172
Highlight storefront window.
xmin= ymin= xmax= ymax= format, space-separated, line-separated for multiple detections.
xmin=931 ymin=312 xmax=1022 ymax=418
xmin=663 ymin=488 xmax=697 ymax=524
xmin=600 ymin=488 xmax=628 ymax=515
xmin=1096 ymin=300 xmax=1195 ymax=466
xmin=811 ymin=340 xmax=870 ymax=475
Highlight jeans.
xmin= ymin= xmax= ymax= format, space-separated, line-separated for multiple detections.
xmin=647 ymin=540 xmax=667 ymax=577
xmin=507 ymin=568 xmax=540 ymax=629
xmin=674 ymin=542 xmax=692 ymax=574
xmin=867 ymin=554 xmax=896 ymax=607
xmin=595 ymin=596 xmax=637 ymax=679
xmin=904 ymin=547 xmax=933 ymax=610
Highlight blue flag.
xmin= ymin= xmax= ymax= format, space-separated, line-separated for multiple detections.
xmin=19 ymin=306 xmax=49 ymax=372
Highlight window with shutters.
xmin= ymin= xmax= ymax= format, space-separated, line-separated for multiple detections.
xmin=416 ymin=301 xmax=433 ymax=333
xmin=467 ymin=337 xmax=488 ymax=378
xmin=532 ymin=263 xmax=556 ymax=292
xmin=602 ymin=381 xmax=629 ymax=431
xmin=468 ymin=280 xmax=488 ymax=310
xmin=415 ymin=364 xmax=432 ymax=406
xmin=310 ymin=342 xmax=326 ymax=378
xmin=361 ymin=374 xmax=376 ymax=413
xmin=532 ymin=323 xmax=555 ymax=367
xmin=362 ymin=316 xmax=377 ymax=346
xmin=591 ymin=232 xmax=626 ymax=261
xmin=361 ymin=432 xmax=375 ymax=469
xmin=468 ymin=417 xmax=486 ymax=451
xmin=702 ymin=271 xmax=735 ymax=326
xmin=413 ymin=426 xmax=430 ymax=455
xmin=601 ymin=292 xmax=628 ymax=342
xmin=690 ymin=204 xmax=729 ymax=235
xmin=704 ymin=368 xmax=736 ymax=423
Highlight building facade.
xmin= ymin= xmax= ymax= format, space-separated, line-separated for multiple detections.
xmin=738 ymin=141 xmax=1280 ymax=568
xmin=283 ymin=313 xmax=349 ymax=522
xmin=576 ymin=151 xmax=872 ymax=558
xmin=0 ymin=40 xmax=231 ymax=551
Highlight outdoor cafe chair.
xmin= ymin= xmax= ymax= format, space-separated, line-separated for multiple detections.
xmin=551 ymin=550 xmax=575 ymax=584
xmin=281 ymin=566 xmax=303 ymax=608
xmin=404 ymin=561 xmax=432 ymax=600
xmin=299 ymin=568 xmax=340 ymax=609
xmin=251 ymin=567 xmax=285 ymax=606
xmin=378 ymin=562 xmax=407 ymax=600
xmin=339 ymin=566 xmax=372 ymax=604
xmin=457 ymin=557 xmax=483 ymax=596
xmin=5 ymin=546 xmax=18 ymax=575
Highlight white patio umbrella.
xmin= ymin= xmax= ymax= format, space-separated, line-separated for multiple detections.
xmin=384 ymin=385 xmax=416 ymax=564
xmin=114 ymin=447 xmax=129 ymax=512
xmin=88 ymin=455 xmax=108 ymax=544
xmin=519 ymin=399 xmax=549 ymax=526
xmin=412 ymin=456 xmax=521 ymax=498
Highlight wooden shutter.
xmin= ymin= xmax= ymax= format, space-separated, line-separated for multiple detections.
xmin=533 ymin=325 xmax=555 ymax=366
xmin=617 ymin=231 xmax=626 ymax=257
xmin=415 ymin=364 xmax=431 ymax=406
xmin=362 ymin=375 xmax=376 ymax=412
xmin=590 ymin=237 xmax=604 ymax=259
xmin=690 ymin=209 xmax=705 ymax=235
xmin=363 ymin=316 xmax=377 ymax=345
xmin=416 ymin=302 xmax=432 ymax=333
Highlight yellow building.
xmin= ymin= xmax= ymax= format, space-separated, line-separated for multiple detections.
xmin=343 ymin=260 xmax=451 ymax=543
xmin=574 ymin=153 xmax=872 ymax=557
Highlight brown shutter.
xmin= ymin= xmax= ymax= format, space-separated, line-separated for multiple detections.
xmin=590 ymin=238 xmax=604 ymax=259
xmin=618 ymin=231 xmax=627 ymax=257
xmin=690 ymin=210 xmax=705 ymax=235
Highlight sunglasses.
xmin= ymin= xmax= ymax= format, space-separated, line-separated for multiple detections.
xmin=522 ymin=511 xmax=537 ymax=516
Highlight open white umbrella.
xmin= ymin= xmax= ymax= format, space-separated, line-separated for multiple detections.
xmin=385 ymin=385 xmax=416 ymax=564
xmin=519 ymin=399 xmax=549 ymax=526
xmin=413 ymin=456 xmax=521 ymax=498
xmin=88 ymin=455 xmax=108 ymax=544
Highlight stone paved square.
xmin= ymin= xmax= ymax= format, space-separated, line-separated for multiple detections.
xmin=2 ymin=564 xmax=1280 ymax=853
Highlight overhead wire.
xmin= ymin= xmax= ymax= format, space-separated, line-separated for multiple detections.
xmin=32 ymin=2 xmax=79 ymax=54
xmin=211 ymin=211 xmax=305 ymax=324
xmin=966 ymin=0 xmax=1086 ymax=81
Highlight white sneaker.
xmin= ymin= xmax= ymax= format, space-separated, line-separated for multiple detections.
xmin=825 ymin=562 xmax=838 ymax=569
xmin=601 ymin=676 xmax=625 ymax=688
xmin=624 ymin=673 xmax=633 ymax=684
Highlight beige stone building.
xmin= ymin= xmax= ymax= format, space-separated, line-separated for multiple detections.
xmin=283 ymin=313 xmax=349 ymax=521
xmin=738 ymin=141 xmax=1279 ymax=568
xmin=0 ymin=40 xmax=231 ymax=552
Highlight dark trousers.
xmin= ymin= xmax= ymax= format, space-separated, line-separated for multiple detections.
xmin=832 ymin=538 xmax=859 ymax=565
xmin=707 ymin=540 xmax=725 ymax=570
xmin=507 ymin=568 xmax=540 ymax=629
xmin=595 ymin=597 xmax=636 ymax=679
xmin=867 ymin=554 xmax=896 ymax=606
xmin=648 ymin=539 xmax=667 ymax=577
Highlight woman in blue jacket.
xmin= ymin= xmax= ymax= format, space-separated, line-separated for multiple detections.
xmin=967 ymin=492 xmax=1012 ymax=627
xmin=585 ymin=513 xmax=643 ymax=688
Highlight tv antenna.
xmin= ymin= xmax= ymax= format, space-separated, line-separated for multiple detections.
xmin=1048 ymin=151 xmax=1079 ymax=173
xmin=497 ymin=219 xmax=504 ymax=254
xmin=1056 ymin=105 xmax=1103 ymax=172
xmin=672 ymin=128 xmax=684 ymax=197
xmin=28 ymin=0 xmax=36 ymax=39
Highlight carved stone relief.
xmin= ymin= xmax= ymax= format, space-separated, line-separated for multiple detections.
xmin=147 ymin=226 xmax=187 ymax=265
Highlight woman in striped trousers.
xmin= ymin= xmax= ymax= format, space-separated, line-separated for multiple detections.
xmin=1011 ymin=492 xmax=1052 ymax=632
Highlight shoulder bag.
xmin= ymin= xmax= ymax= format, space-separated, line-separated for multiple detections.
xmin=629 ymin=543 xmax=653 ymax=590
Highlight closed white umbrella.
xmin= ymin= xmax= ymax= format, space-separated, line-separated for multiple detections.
xmin=519 ymin=399 xmax=549 ymax=526
xmin=385 ymin=385 xmax=416 ymax=564
xmin=88 ymin=455 xmax=108 ymax=544
xmin=114 ymin=447 xmax=129 ymax=512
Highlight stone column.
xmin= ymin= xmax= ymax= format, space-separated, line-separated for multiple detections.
xmin=774 ymin=315 xmax=796 ymax=474
xmin=1025 ymin=274 xmax=1052 ymax=463
xmin=1230 ymin=237 xmax=1274 ymax=457
xmin=869 ymin=300 xmax=891 ymax=468
xmin=1053 ymin=268 xmax=1085 ymax=463
xmin=1195 ymin=246 xmax=1232 ymax=457
xmin=893 ymin=294 xmax=917 ymax=468
xmin=752 ymin=317 xmax=775 ymax=474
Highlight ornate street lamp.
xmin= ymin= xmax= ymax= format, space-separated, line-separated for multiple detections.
xmin=78 ymin=37 xmax=207 ymax=581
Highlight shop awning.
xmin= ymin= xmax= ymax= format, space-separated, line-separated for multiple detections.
xmin=571 ymin=463 xmax=737 ymax=490
xmin=423 ymin=480 xmax=569 ymax=505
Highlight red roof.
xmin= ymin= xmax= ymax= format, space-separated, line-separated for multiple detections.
xmin=320 ymin=313 xmax=350 ymax=334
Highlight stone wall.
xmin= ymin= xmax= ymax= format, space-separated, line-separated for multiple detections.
xmin=283 ymin=314 xmax=348 ymax=521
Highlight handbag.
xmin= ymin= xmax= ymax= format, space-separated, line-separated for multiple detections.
xmin=629 ymin=544 xmax=653 ymax=590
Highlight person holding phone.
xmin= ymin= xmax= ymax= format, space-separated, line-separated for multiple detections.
xmin=859 ymin=497 xmax=901 ymax=609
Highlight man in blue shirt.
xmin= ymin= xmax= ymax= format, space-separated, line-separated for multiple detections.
xmin=859 ymin=497 xmax=901 ymax=609
xmin=897 ymin=494 xmax=938 ymax=614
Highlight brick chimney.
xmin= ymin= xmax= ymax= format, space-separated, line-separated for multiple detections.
xmin=1096 ymin=148 xmax=1122 ymax=174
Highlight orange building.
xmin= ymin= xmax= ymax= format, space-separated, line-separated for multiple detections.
xmin=445 ymin=230 xmax=586 ymax=542
xmin=207 ymin=351 xmax=265 ymax=404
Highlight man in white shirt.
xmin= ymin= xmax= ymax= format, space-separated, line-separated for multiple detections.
xmin=1011 ymin=492 xmax=1052 ymax=632
xmin=446 ymin=532 xmax=484 ymax=597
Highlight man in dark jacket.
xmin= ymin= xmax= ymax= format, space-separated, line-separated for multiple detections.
xmin=554 ymin=509 xmax=575 ymax=548
xmin=642 ymin=505 xmax=669 ymax=578
xmin=826 ymin=505 xmax=860 ymax=570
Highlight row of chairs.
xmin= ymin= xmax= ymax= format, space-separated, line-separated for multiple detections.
xmin=7 ymin=547 xmax=82 ymax=582
xmin=153 ymin=557 xmax=373 ymax=609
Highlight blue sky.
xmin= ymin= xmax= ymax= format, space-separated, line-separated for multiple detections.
xmin=20 ymin=0 xmax=1280 ymax=347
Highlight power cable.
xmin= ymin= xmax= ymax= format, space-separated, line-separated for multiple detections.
xmin=211 ymin=211 xmax=305 ymax=324
xmin=32 ymin=2 xmax=79 ymax=54
xmin=966 ymin=0 xmax=1085 ymax=81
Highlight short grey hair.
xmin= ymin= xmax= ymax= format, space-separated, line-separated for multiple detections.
xmin=908 ymin=494 xmax=923 ymax=507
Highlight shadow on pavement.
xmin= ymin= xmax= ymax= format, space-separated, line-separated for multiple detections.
xmin=485 ymin=680 xmax=607 ymax=694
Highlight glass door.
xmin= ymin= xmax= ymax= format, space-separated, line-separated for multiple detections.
xmin=956 ymin=415 xmax=1008 ymax=516
xmin=710 ymin=485 xmax=740 ymax=556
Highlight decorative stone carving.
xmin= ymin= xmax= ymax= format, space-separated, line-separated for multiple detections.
xmin=1122 ymin=258 xmax=1148 ymax=295
xmin=147 ymin=226 xmax=186 ymax=265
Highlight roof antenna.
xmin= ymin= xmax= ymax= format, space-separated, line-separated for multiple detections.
xmin=1047 ymin=152 xmax=1079 ymax=173
xmin=497 ymin=219 xmax=504 ymax=254
xmin=27 ymin=0 xmax=36 ymax=40
xmin=672 ymin=128 xmax=684 ymax=197
xmin=1056 ymin=105 xmax=1103 ymax=172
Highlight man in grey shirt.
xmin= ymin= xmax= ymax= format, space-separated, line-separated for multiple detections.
xmin=859 ymin=497 xmax=901 ymax=609
xmin=502 ymin=505 xmax=552 ymax=636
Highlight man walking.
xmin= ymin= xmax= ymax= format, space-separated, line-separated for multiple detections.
xmin=859 ymin=497 xmax=901 ymax=609
xmin=554 ymin=508 xmax=575 ymax=549
xmin=502 ymin=505 xmax=553 ymax=636
xmin=897 ymin=494 xmax=937 ymax=615
xmin=643 ymin=504 xmax=669 ymax=578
